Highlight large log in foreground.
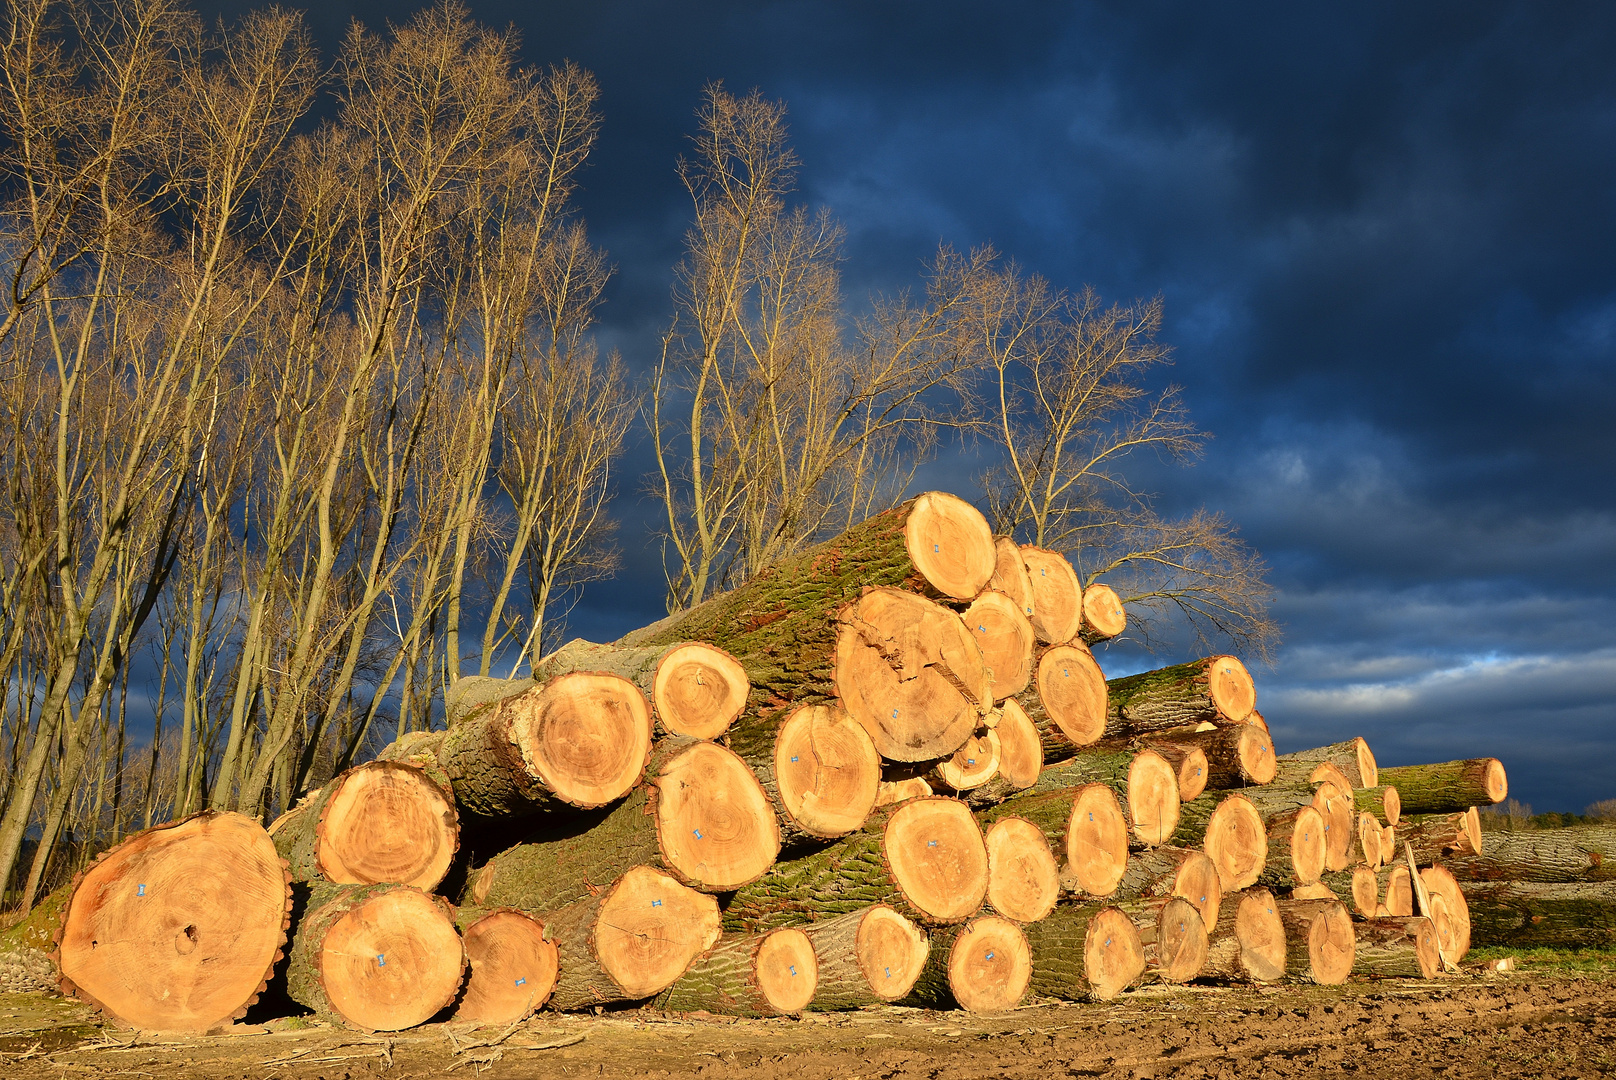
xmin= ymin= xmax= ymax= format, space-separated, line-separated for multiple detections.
xmin=453 ymin=909 xmax=558 ymax=1025
xmin=1376 ymin=758 xmax=1507 ymax=815
xmin=1023 ymin=904 xmax=1146 ymax=1001
xmin=56 ymin=811 xmax=293 ymax=1033
xmin=654 ymin=929 xmax=818 ymax=1016
xmin=1461 ymin=880 xmax=1616 ymax=948
xmin=727 ymin=704 xmax=881 ymax=849
xmin=800 ymin=905 xmax=930 ymax=1009
xmin=1200 ymin=888 xmax=1287 ymax=983
xmin=1275 ymin=899 xmax=1355 ymax=985
xmin=1104 ymin=656 xmax=1257 ymax=737
xmin=901 ymin=915 xmax=1032 ymax=1013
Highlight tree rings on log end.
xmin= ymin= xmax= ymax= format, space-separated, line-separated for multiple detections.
xmin=57 ymin=811 xmax=291 ymax=1032
xmin=1153 ymin=897 xmax=1208 ymax=983
xmin=1066 ymin=785 xmax=1131 ymax=897
xmin=1419 ymin=865 xmax=1471 ymax=960
xmin=1480 ymin=758 xmax=1508 ymax=804
xmin=994 ymin=700 xmax=1043 ymax=791
xmin=589 ymin=867 xmax=722 ymax=999
xmin=883 ymin=797 xmax=989 ymax=923
xmin=947 ymin=916 xmax=1031 ymax=1013
xmin=1237 ymin=726 xmax=1277 ymax=785
xmin=1384 ymin=866 xmax=1414 ymax=918
xmin=317 ymin=762 xmax=458 ymax=890
xmin=835 ymin=587 xmax=991 ymax=762
xmin=1084 ymin=907 xmax=1146 ymax=1000
xmin=875 ymin=777 xmax=933 ymax=807
xmin=1234 ymin=888 xmax=1287 ymax=982
xmin=1245 ymin=709 xmax=1269 ymax=734
xmin=1303 ymin=901 xmax=1356 ymax=985
xmin=1359 ymin=812 xmax=1384 ymax=870
xmin=963 ymin=591 xmax=1036 ymax=701
xmin=656 ymin=742 xmax=781 ymax=891
xmin=1205 ymin=794 xmax=1268 ymax=891
xmin=1174 ymin=850 xmax=1223 ymax=930
xmin=1127 ymin=750 xmax=1181 ymax=846
xmin=1287 ymin=805 xmax=1327 ymax=886
xmin=319 ymin=888 xmax=465 ymax=1031
xmin=517 ymin=672 xmax=652 ymax=808
xmin=653 ymin=644 xmax=750 ymax=739
xmin=934 ymin=729 xmax=1001 ymax=791
xmin=1020 ymin=547 xmax=1083 ymax=644
xmin=1205 ymin=656 xmax=1256 ymax=723
xmin=854 ymin=905 xmax=930 ymax=1000
xmin=1353 ymin=738 xmax=1379 ymax=789
xmin=1383 ymin=786 xmax=1402 ymax=826
xmin=985 ymin=817 xmax=1060 ymax=923
xmin=755 ymin=929 xmax=817 ymax=1013
xmin=773 ymin=705 xmax=881 ymax=839
xmin=1349 ymin=866 xmax=1379 ymax=917
xmin=1080 ymin=582 xmax=1126 ymax=641
xmin=1462 ymin=806 xmax=1483 ymax=856
xmin=455 ymin=910 xmax=558 ymax=1024
xmin=988 ymin=537 xmax=1036 ymax=621
xmin=1315 ymin=783 xmax=1356 ymax=872
xmin=1036 ymin=645 xmax=1107 ymax=748
xmin=1175 ymin=747 xmax=1209 ymax=802
xmin=904 ymin=491 xmax=995 ymax=600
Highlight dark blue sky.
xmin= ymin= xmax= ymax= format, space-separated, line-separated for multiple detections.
xmin=212 ymin=1 xmax=1616 ymax=810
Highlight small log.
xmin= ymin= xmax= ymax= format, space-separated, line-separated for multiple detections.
xmin=962 ymin=700 xmax=1043 ymax=807
xmin=463 ymin=738 xmax=779 ymax=911
xmin=801 ymin=905 xmax=930 ymax=1009
xmin=875 ymin=777 xmax=933 ymax=806
xmin=1275 ymin=898 xmax=1355 ymax=985
xmin=902 ymin=915 xmax=1032 ymax=1013
xmin=55 ymin=811 xmax=292 ymax=1033
xmin=1376 ymin=758 xmax=1507 ymax=814
xmin=1441 ymin=823 xmax=1616 ymax=883
xmin=1078 ymin=582 xmax=1127 ymax=645
xmin=1418 ymin=865 xmax=1471 ymax=961
xmin=1244 ymin=709 xmax=1270 ymax=735
xmin=533 ymin=639 xmax=751 ymax=739
xmin=1114 ymin=895 xmax=1207 ymax=983
xmin=988 ymin=537 xmax=1036 ymax=620
xmin=285 ymin=883 xmax=464 ymax=1031
xmin=1173 ymin=792 xmax=1268 ymax=892
xmin=1104 ymin=656 xmax=1257 ymax=738
xmin=983 ymin=817 xmax=1060 ymax=923
xmin=1380 ymin=824 xmax=1397 ymax=867
xmin=963 ymin=590 xmax=1036 ymax=701
xmin=1148 ymin=725 xmax=1276 ymax=789
xmin=1030 ymin=747 xmax=1180 ymax=847
xmin=1355 ymin=785 xmax=1401 ymax=827
xmin=1244 ymin=780 xmax=1355 ymax=872
xmin=1316 ymin=866 xmax=1380 ymax=917
xmin=270 ymin=761 xmax=458 ymax=891
xmin=1200 ymin=887 xmax=1286 ymax=983
xmin=1023 ymin=904 xmax=1145 ymax=1001
xmin=723 ymin=797 xmax=988 ymax=931
xmin=1112 ymin=845 xmax=1222 ymax=931
xmin=452 ymin=908 xmax=558 ymax=1024
xmin=1460 ymin=880 xmax=1616 ymax=948
xmin=437 ymin=672 xmax=652 ymax=819
xmin=1257 ymin=806 xmax=1326 ymax=889
xmin=1275 ymin=738 xmax=1378 ymax=789
xmin=1159 ymin=743 xmax=1211 ymax=801
xmin=544 ymin=866 xmax=722 ymax=1010
xmin=1020 ymin=546 xmax=1084 ymax=643
xmin=1018 ymin=643 xmax=1108 ymax=758
xmin=653 ymin=929 xmax=818 ymax=1016
xmin=1352 ymin=916 xmax=1440 ymax=979
xmin=1379 ymin=864 xmax=1415 ymax=917
xmin=980 ymin=786 xmax=1130 ymax=900
xmin=1358 ymin=811 xmax=1384 ymax=871
xmin=1401 ymin=809 xmax=1483 ymax=863
xmin=921 ymin=728 xmax=1002 ymax=793
xmin=728 ymin=703 xmax=880 ymax=850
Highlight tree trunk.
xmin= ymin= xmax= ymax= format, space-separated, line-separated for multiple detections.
xmin=963 ymin=590 xmax=1035 ymax=702
xmin=1022 ymin=904 xmax=1145 ymax=1001
xmin=1109 ymin=845 xmax=1222 ymax=932
xmin=1441 ymin=824 xmax=1616 ymax=883
xmin=1146 ymin=725 xmax=1276 ymax=789
xmin=55 ymin=811 xmax=292 ymax=1033
xmin=1418 ymin=865 xmax=1471 ymax=961
xmin=1352 ymin=916 xmax=1440 ymax=979
xmin=1016 ymin=643 xmax=1107 ymax=758
xmin=1275 ymin=899 xmax=1354 ymax=985
xmin=899 ymin=915 xmax=1031 ymax=1014
xmin=452 ymin=908 xmax=558 ymax=1025
xmin=285 ymin=883 xmax=464 ymax=1032
xmin=723 ymin=797 xmax=988 ymax=932
xmin=1028 ymin=747 xmax=1180 ymax=848
xmin=543 ymin=865 xmax=722 ymax=1011
xmin=962 ymin=700 xmax=1043 ymax=807
xmin=463 ymin=738 xmax=779 ymax=911
xmin=1460 ymin=880 xmax=1616 ymax=948
xmin=1274 ymin=738 xmax=1377 ymax=789
xmin=800 ymin=905 xmax=931 ymax=1009
xmin=436 ymin=672 xmax=652 ymax=819
xmin=1376 ymin=759 xmax=1507 ymax=814
xmin=1078 ymin=582 xmax=1127 ymax=645
xmin=1379 ymin=864 xmax=1415 ymax=917
xmin=1020 ymin=546 xmax=1083 ymax=644
xmin=1113 ymin=895 xmax=1206 ymax=984
xmin=1257 ymin=806 xmax=1326 ymax=889
xmin=987 ymin=537 xmax=1036 ymax=623
xmin=1103 ymin=656 xmax=1257 ymax=738
xmin=653 ymin=928 xmax=818 ymax=1016
xmin=268 ymin=761 xmax=458 ymax=892
xmin=725 ymin=703 xmax=881 ymax=851
xmin=982 ymin=817 xmax=1060 ymax=923
xmin=1200 ymin=887 xmax=1286 ymax=983
xmin=977 ymin=786 xmax=1130 ymax=900
xmin=1172 ymin=792 xmax=1268 ymax=892
xmin=1316 ymin=866 xmax=1380 ymax=917
xmin=1243 ymin=781 xmax=1355 ymax=872
xmin=1355 ymin=785 xmax=1401 ymax=827
xmin=1401 ymin=809 xmax=1482 ymax=863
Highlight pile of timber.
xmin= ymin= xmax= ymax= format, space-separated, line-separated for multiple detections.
xmin=36 ymin=492 xmax=1537 ymax=1034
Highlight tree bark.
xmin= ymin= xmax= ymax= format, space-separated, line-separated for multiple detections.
xmin=451 ymin=908 xmax=558 ymax=1024
xmin=653 ymin=928 xmax=818 ymax=1016
xmin=899 ymin=915 xmax=1031 ymax=1013
xmin=1352 ymin=916 xmax=1440 ymax=979
xmin=1274 ymin=738 xmax=1377 ymax=789
xmin=1460 ymin=880 xmax=1616 ymax=948
xmin=1022 ymin=904 xmax=1145 ymax=1001
xmin=1441 ymin=824 xmax=1616 ymax=883
xmin=1200 ymin=887 xmax=1286 ymax=984
xmin=1103 ymin=656 xmax=1256 ymax=737
xmin=1355 ymin=785 xmax=1401 ymax=827
xmin=1376 ymin=759 xmax=1507 ymax=814
xmin=1316 ymin=866 xmax=1380 ymax=917
xmin=800 ymin=905 xmax=930 ymax=1009
xmin=1275 ymin=898 xmax=1354 ymax=985
xmin=1401 ymin=810 xmax=1482 ymax=864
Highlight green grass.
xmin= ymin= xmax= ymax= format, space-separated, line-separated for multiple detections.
xmin=1469 ymin=945 xmax=1616 ymax=975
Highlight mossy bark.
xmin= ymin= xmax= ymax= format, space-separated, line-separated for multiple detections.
xmin=1444 ymin=825 xmax=1616 ymax=883
xmin=1022 ymin=904 xmax=1140 ymax=1001
xmin=1352 ymin=917 xmax=1438 ymax=979
xmin=1354 ymin=786 xmax=1399 ymax=826
xmin=1376 ymin=760 xmax=1505 ymax=815
xmin=652 ymin=935 xmax=796 ymax=1017
xmin=1460 ymin=880 xmax=1616 ymax=948
xmin=374 ymin=730 xmax=452 ymax=794
xmin=1103 ymin=658 xmax=1247 ymax=737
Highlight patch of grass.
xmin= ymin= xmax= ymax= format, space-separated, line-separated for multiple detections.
xmin=1469 ymin=945 xmax=1616 ymax=975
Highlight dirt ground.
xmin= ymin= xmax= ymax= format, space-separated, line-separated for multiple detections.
xmin=3 ymin=952 xmax=1615 ymax=1080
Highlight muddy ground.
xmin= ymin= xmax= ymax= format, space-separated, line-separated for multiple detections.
xmin=3 ymin=951 xmax=1615 ymax=1080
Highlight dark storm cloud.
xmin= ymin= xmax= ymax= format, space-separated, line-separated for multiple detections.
xmin=194 ymin=0 xmax=1616 ymax=808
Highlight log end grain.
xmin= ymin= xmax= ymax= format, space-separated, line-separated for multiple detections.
xmin=1206 ymin=655 xmax=1256 ymax=724
xmin=1355 ymin=738 xmax=1379 ymax=789
xmin=1235 ymin=888 xmax=1287 ymax=983
xmin=1020 ymin=546 xmax=1084 ymax=644
xmin=1316 ymin=782 xmax=1356 ymax=872
xmin=875 ymin=777 xmax=934 ymax=808
xmin=1308 ymin=902 xmax=1356 ymax=985
xmin=1238 ymin=726 xmax=1277 ymax=785
xmin=1359 ymin=812 xmax=1384 ymax=871
xmin=1128 ymin=750 xmax=1181 ymax=846
xmin=756 ymin=928 xmax=818 ymax=1013
xmin=316 ymin=888 xmax=465 ymax=1031
xmin=588 ymin=866 xmax=723 ymax=999
xmin=656 ymin=741 xmax=781 ymax=892
xmin=985 ymin=817 xmax=1060 ymax=923
xmin=653 ymin=643 xmax=750 ymax=739
xmin=856 ymin=905 xmax=931 ymax=1000
xmin=947 ymin=916 xmax=1032 ymax=1013
xmin=1419 ymin=865 xmax=1471 ymax=961
xmin=933 ymin=729 xmax=1002 ymax=792
xmin=1066 ymin=784 xmax=1132 ymax=897
xmin=516 ymin=672 xmax=653 ymax=807
xmin=1174 ymin=849 xmax=1224 ymax=931
xmin=1482 ymin=758 xmax=1508 ymax=804
xmin=1384 ymin=865 xmax=1414 ymax=918
xmin=1152 ymin=897 xmax=1208 ymax=984
xmin=1085 ymin=907 xmax=1147 ymax=1000
xmin=1287 ymin=805 xmax=1328 ymax=886
xmin=963 ymin=591 xmax=1036 ymax=701
xmin=1352 ymin=866 xmax=1380 ymax=917
xmin=885 ymin=797 xmax=989 ymax=923
xmin=1205 ymin=794 xmax=1268 ymax=892
xmin=988 ymin=536 xmax=1036 ymax=621
xmin=316 ymin=762 xmax=458 ymax=890
xmin=455 ymin=910 xmax=558 ymax=1024
xmin=1175 ymin=747 xmax=1210 ymax=802
xmin=773 ymin=705 xmax=881 ymax=839
xmin=1080 ymin=582 xmax=1127 ymax=642
xmin=994 ymin=699 xmax=1043 ymax=791
xmin=904 ymin=491 xmax=996 ymax=600
xmin=1036 ymin=644 xmax=1107 ymax=748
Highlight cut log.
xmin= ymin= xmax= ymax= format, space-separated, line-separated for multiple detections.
xmin=464 ymin=738 xmax=779 ymax=912
xmin=1104 ymin=656 xmax=1257 ymax=738
xmin=1257 ymin=806 xmax=1326 ymax=889
xmin=723 ymin=797 xmax=988 ymax=931
xmin=988 ymin=536 xmax=1037 ymax=621
xmin=1114 ymin=895 xmax=1206 ymax=983
xmin=1160 ymin=743 xmax=1210 ymax=802
xmin=374 ymin=730 xmax=452 ymax=793
xmin=452 ymin=908 xmax=558 ymax=1024
xmin=1030 ymin=747 xmax=1180 ymax=847
xmin=1355 ymin=785 xmax=1401 ymax=827
xmin=901 ymin=915 xmax=1031 ymax=1013
xmin=875 ymin=777 xmax=933 ymax=807
xmin=1460 ymin=880 xmax=1616 ymax=948
xmin=1380 ymin=865 xmax=1414 ymax=917
xmin=1023 ymin=904 xmax=1145 ymax=1001
xmin=1401 ymin=809 xmax=1483 ymax=863
xmin=1441 ymin=823 xmax=1616 ymax=883
xmin=1376 ymin=759 xmax=1507 ymax=814
xmin=980 ymin=786 xmax=1130 ymax=900
xmin=801 ymin=905 xmax=930 ymax=1009
xmin=270 ymin=761 xmax=458 ymax=891
xmin=983 ymin=817 xmax=1060 ymax=923
xmin=1316 ymin=866 xmax=1380 ymax=917
xmin=1111 ymin=846 xmax=1222 ymax=931
xmin=1244 ymin=781 xmax=1355 ymax=873
xmin=962 ymin=700 xmax=1043 ymax=807
xmin=55 ymin=811 xmax=292 ymax=1033
xmin=1149 ymin=725 xmax=1276 ymax=789
xmin=1358 ymin=811 xmax=1384 ymax=871
xmin=1018 ymin=643 xmax=1107 ymax=759
xmin=544 ymin=866 xmax=722 ymax=1010
xmin=1352 ymin=916 xmax=1440 ymax=979
xmin=1275 ymin=739 xmax=1377 ymax=790
xmin=1380 ymin=825 xmax=1397 ymax=867
xmin=728 ymin=703 xmax=880 ymax=850
xmin=1078 ymin=582 xmax=1127 ymax=645
xmin=1173 ymin=792 xmax=1268 ymax=891
xmin=285 ymin=883 xmax=464 ymax=1031
xmin=437 ymin=672 xmax=652 ymax=819
xmin=1418 ymin=865 xmax=1471 ymax=961
xmin=963 ymin=590 xmax=1035 ymax=701
xmin=1200 ymin=887 xmax=1287 ymax=983
xmin=533 ymin=640 xmax=751 ymax=739
xmin=923 ymin=728 xmax=1002 ymax=793
xmin=1020 ymin=546 xmax=1083 ymax=643
xmin=1275 ymin=899 xmax=1355 ymax=985
xmin=653 ymin=929 xmax=818 ymax=1016
xmin=1244 ymin=709 xmax=1270 ymax=735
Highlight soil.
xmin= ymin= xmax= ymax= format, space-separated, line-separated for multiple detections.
xmin=2 ymin=952 xmax=1614 ymax=1079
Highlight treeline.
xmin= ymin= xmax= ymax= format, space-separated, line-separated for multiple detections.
xmin=0 ymin=0 xmax=1271 ymax=910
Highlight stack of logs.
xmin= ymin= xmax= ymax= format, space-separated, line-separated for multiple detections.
xmin=43 ymin=492 xmax=1525 ymax=1034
